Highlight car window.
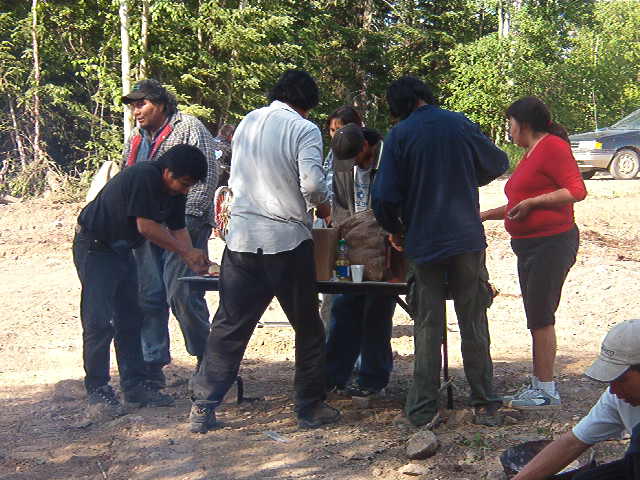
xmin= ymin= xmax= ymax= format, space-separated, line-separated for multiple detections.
xmin=611 ymin=108 xmax=640 ymax=129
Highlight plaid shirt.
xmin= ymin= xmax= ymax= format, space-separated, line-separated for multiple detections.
xmin=121 ymin=111 xmax=219 ymax=224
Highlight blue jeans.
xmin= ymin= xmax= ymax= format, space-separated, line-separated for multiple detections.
xmin=72 ymin=230 xmax=146 ymax=393
xmin=134 ymin=215 xmax=212 ymax=365
xmin=325 ymin=293 xmax=396 ymax=391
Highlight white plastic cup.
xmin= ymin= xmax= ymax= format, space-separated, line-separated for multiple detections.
xmin=351 ymin=265 xmax=365 ymax=283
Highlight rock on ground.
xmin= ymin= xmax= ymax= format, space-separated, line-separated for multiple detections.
xmin=406 ymin=429 xmax=439 ymax=459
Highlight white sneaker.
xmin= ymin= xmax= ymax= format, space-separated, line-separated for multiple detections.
xmin=502 ymin=383 xmax=534 ymax=402
xmin=507 ymin=388 xmax=561 ymax=410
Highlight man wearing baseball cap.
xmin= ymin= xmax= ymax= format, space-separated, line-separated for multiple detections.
xmin=324 ymin=123 xmax=397 ymax=399
xmin=121 ymin=79 xmax=219 ymax=388
xmin=513 ymin=318 xmax=640 ymax=480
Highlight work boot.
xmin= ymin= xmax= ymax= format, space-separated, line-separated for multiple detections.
xmin=298 ymin=402 xmax=341 ymax=429
xmin=87 ymin=385 xmax=125 ymax=417
xmin=189 ymin=403 xmax=217 ymax=434
xmin=145 ymin=362 xmax=166 ymax=389
xmin=124 ymin=382 xmax=175 ymax=408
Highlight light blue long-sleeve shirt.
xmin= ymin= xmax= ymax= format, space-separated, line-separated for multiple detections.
xmin=226 ymin=101 xmax=330 ymax=254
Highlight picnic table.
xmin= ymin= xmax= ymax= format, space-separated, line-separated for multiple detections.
xmin=180 ymin=275 xmax=454 ymax=408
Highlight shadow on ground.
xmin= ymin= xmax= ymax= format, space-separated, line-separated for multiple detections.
xmin=0 ymin=354 xmax=627 ymax=480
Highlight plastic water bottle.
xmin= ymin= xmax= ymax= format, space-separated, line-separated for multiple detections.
xmin=335 ymin=239 xmax=350 ymax=281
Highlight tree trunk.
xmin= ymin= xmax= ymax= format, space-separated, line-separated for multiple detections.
xmin=139 ymin=0 xmax=150 ymax=79
xmin=31 ymin=0 xmax=43 ymax=166
xmin=352 ymin=0 xmax=375 ymax=122
xmin=119 ymin=0 xmax=132 ymax=142
xmin=9 ymin=97 xmax=28 ymax=170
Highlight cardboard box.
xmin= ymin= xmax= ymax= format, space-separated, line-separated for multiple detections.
xmin=312 ymin=228 xmax=338 ymax=281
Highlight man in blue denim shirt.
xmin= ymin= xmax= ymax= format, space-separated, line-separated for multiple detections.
xmin=372 ymin=76 xmax=508 ymax=426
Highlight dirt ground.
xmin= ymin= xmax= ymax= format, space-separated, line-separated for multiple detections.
xmin=1 ymin=173 xmax=640 ymax=480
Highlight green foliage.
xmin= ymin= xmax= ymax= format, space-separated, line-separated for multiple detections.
xmin=1 ymin=0 xmax=639 ymax=198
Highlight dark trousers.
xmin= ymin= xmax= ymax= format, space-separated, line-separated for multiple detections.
xmin=571 ymin=455 xmax=638 ymax=480
xmin=405 ymin=250 xmax=500 ymax=426
xmin=326 ymin=293 xmax=396 ymax=391
xmin=512 ymin=226 xmax=579 ymax=330
xmin=190 ymin=240 xmax=326 ymax=416
xmin=72 ymin=231 xmax=146 ymax=393
xmin=133 ymin=214 xmax=212 ymax=365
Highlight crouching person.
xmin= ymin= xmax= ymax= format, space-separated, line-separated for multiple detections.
xmin=72 ymin=144 xmax=209 ymax=414
xmin=513 ymin=319 xmax=640 ymax=480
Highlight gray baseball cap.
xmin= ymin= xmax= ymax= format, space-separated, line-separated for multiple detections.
xmin=330 ymin=123 xmax=364 ymax=172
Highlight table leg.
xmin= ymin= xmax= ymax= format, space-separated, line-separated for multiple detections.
xmin=443 ymin=301 xmax=453 ymax=409
xmin=395 ymin=295 xmax=409 ymax=314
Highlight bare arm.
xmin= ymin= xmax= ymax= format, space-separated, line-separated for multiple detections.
xmin=480 ymin=205 xmax=507 ymax=222
xmin=136 ymin=218 xmax=209 ymax=274
xmin=512 ymin=432 xmax=591 ymax=480
xmin=508 ymin=188 xmax=580 ymax=221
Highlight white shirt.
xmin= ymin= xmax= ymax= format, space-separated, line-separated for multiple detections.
xmin=354 ymin=165 xmax=372 ymax=213
xmin=572 ymin=388 xmax=640 ymax=444
xmin=226 ymin=101 xmax=329 ymax=254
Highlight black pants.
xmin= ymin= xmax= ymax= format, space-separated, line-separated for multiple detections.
xmin=511 ymin=226 xmax=579 ymax=330
xmin=189 ymin=240 xmax=326 ymax=417
xmin=570 ymin=454 xmax=639 ymax=479
xmin=72 ymin=231 xmax=146 ymax=393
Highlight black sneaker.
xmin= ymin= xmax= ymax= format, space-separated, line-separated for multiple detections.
xmin=326 ymin=384 xmax=347 ymax=397
xmin=344 ymin=382 xmax=385 ymax=398
xmin=189 ymin=403 xmax=217 ymax=433
xmin=298 ymin=402 xmax=341 ymax=429
xmin=124 ymin=382 xmax=175 ymax=408
xmin=145 ymin=363 xmax=166 ymax=389
xmin=87 ymin=385 xmax=124 ymax=416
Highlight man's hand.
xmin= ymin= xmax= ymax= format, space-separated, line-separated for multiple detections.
xmin=507 ymin=198 xmax=535 ymax=221
xmin=316 ymin=201 xmax=331 ymax=220
xmin=181 ymin=247 xmax=210 ymax=275
xmin=389 ymin=233 xmax=404 ymax=252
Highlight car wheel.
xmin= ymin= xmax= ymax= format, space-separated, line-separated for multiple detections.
xmin=581 ymin=170 xmax=596 ymax=180
xmin=609 ymin=149 xmax=640 ymax=179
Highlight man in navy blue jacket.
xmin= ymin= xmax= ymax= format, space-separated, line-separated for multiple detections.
xmin=372 ymin=76 xmax=508 ymax=426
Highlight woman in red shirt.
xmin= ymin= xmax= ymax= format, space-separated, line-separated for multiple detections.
xmin=481 ymin=96 xmax=587 ymax=410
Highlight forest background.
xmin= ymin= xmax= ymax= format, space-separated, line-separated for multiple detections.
xmin=0 ymin=0 xmax=639 ymax=197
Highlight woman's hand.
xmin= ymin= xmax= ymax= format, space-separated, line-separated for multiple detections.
xmin=507 ymin=198 xmax=535 ymax=221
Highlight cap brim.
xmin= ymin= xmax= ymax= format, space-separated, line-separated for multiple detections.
xmin=333 ymin=157 xmax=356 ymax=173
xmin=585 ymin=357 xmax=629 ymax=382
xmin=121 ymin=91 xmax=146 ymax=104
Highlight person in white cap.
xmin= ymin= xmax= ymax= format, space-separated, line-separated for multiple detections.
xmin=512 ymin=318 xmax=640 ymax=479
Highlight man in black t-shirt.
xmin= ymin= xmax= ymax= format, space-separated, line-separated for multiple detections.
xmin=73 ymin=144 xmax=209 ymax=413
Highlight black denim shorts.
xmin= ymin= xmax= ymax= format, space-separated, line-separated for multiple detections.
xmin=511 ymin=226 xmax=579 ymax=330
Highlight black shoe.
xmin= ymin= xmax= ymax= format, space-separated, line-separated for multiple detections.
xmin=326 ymin=384 xmax=347 ymax=397
xmin=145 ymin=363 xmax=166 ymax=389
xmin=87 ymin=385 xmax=124 ymax=416
xmin=189 ymin=403 xmax=217 ymax=433
xmin=124 ymin=382 xmax=175 ymax=408
xmin=344 ymin=382 xmax=385 ymax=398
xmin=298 ymin=402 xmax=341 ymax=429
